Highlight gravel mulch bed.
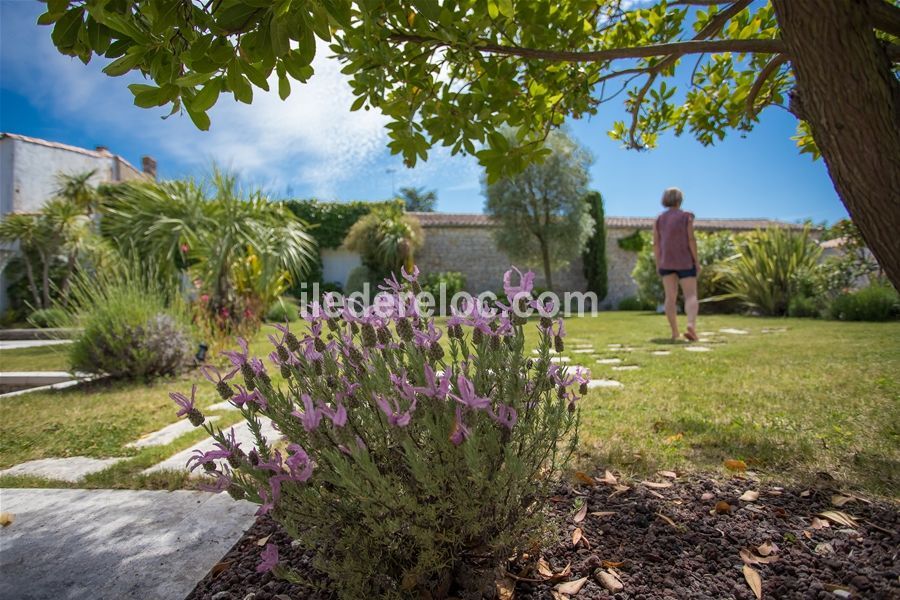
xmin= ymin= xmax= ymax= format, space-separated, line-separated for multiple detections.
xmin=186 ymin=474 xmax=899 ymax=599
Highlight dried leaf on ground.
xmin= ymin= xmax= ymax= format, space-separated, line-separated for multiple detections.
xmin=740 ymin=549 xmax=779 ymax=565
xmin=831 ymin=494 xmax=855 ymax=507
xmin=757 ymin=541 xmax=777 ymax=556
xmin=642 ymin=480 xmax=673 ymax=489
xmin=590 ymin=511 xmax=615 ymax=518
xmin=609 ymin=484 xmax=630 ymax=498
xmin=657 ymin=470 xmax=678 ymax=479
xmin=725 ymin=459 xmax=747 ymax=472
xmin=815 ymin=542 xmax=834 ymax=555
xmin=596 ymin=569 xmax=624 ymax=593
xmin=819 ymin=510 xmax=859 ymax=528
xmin=210 ymin=560 xmax=233 ymax=578
xmin=574 ymin=471 xmax=596 ymax=487
xmin=573 ymin=503 xmax=588 ymax=523
xmin=739 ymin=490 xmax=760 ymax=502
xmin=256 ymin=534 xmax=271 ymax=546
xmin=597 ymin=470 xmax=618 ymax=485
xmin=555 ymin=576 xmax=589 ymax=595
xmin=714 ymin=501 xmax=732 ymax=514
xmin=810 ymin=517 xmax=831 ymax=530
xmin=538 ymin=558 xmax=555 ymax=579
xmin=656 ymin=512 xmax=678 ymax=530
xmin=572 ymin=528 xmax=583 ymax=547
xmin=601 ymin=560 xmax=624 ymax=568
xmin=0 ymin=512 xmax=13 ymax=527
xmin=742 ymin=565 xmax=763 ymax=599
xmin=496 ymin=575 xmax=516 ymax=600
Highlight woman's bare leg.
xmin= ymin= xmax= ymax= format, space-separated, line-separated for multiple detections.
xmin=662 ymin=273 xmax=680 ymax=339
xmin=680 ymin=276 xmax=699 ymax=335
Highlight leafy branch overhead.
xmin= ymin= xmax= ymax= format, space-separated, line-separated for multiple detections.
xmin=39 ymin=0 xmax=897 ymax=180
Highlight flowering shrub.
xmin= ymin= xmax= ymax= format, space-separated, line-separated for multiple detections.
xmin=172 ymin=267 xmax=589 ymax=598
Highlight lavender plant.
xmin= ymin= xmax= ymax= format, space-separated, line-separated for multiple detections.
xmin=171 ymin=267 xmax=589 ymax=598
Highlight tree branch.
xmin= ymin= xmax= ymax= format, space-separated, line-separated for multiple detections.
xmin=867 ymin=0 xmax=900 ymax=37
xmin=386 ymin=35 xmax=785 ymax=63
xmin=745 ymin=53 xmax=789 ymax=119
xmin=670 ymin=0 xmax=729 ymax=5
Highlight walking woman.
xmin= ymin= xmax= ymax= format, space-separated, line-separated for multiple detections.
xmin=653 ymin=188 xmax=700 ymax=341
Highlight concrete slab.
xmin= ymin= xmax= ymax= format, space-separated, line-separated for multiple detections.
xmin=587 ymin=379 xmax=624 ymax=389
xmin=719 ymin=328 xmax=749 ymax=335
xmin=596 ymin=358 xmax=623 ymax=365
xmin=0 ymin=488 xmax=257 ymax=600
xmin=126 ymin=417 xmax=220 ymax=449
xmin=612 ymin=365 xmax=640 ymax=371
xmin=144 ymin=418 xmax=280 ymax=474
xmin=0 ymin=339 xmax=72 ymax=350
xmin=207 ymin=400 xmax=239 ymax=412
xmin=571 ymin=348 xmax=594 ymax=354
xmin=651 ymin=350 xmax=671 ymax=356
xmin=684 ymin=346 xmax=712 ymax=352
xmin=0 ymin=457 xmax=123 ymax=482
xmin=548 ymin=356 xmax=571 ymax=364
xmin=0 ymin=372 xmax=77 ymax=385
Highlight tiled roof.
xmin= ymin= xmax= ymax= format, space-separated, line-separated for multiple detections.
xmin=0 ymin=132 xmax=142 ymax=175
xmin=409 ymin=212 xmax=808 ymax=231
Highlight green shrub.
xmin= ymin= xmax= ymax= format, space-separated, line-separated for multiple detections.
xmin=581 ymin=191 xmax=608 ymax=301
xmin=27 ymin=307 xmax=69 ymax=329
xmin=631 ymin=233 xmax=664 ymax=307
xmin=344 ymin=265 xmax=377 ymax=296
xmin=787 ymin=294 xmax=820 ymax=318
xmin=717 ymin=226 xmax=822 ymax=316
xmin=419 ymin=271 xmax=466 ymax=312
xmin=174 ymin=268 xmax=585 ymax=599
xmin=66 ymin=268 xmax=193 ymax=379
xmin=266 ymin=298 xmax=299 ymax=323
xmin=827 ymin=284 xmax=899 ymax=322
xmin=618 ymin=296 xmax=654 ymax=311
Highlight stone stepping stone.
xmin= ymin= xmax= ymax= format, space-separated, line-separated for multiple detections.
xmin=651 ymin=350 xmax=671 ymax=356
xmin=684 ymin=346 xmax=712 ymax=352
xmin=719 ymin=328 xmax=749 ymax=335
xmin=586 ymin=379 xmax=624 ymax=389
xmin=596 ymin=358 xmax=623 ymax=365
xmin=612 ymin=365 xmax=640 ymax=371
xmin=549 ymin=356 xmax=571 ymax=364
xmin=0 ymin=456 xmax=123 ymax=482
xmin=572 ymin=344 xmax=594 ymax=349
xmin=0 ymin=339 xmax=72 ymax=350
xmin=571 ymin=349 xmax=595 ymax=354
xmin=531 ymin=349 xmax=560 ymax=355
xmin=761 ymin=327 xmax=787 ymax=334
xmin=144 ymin=418 xmax=280 ymax=474
xmin=207 ymin=400 xmax=239 ymax=412
xmin=126 ymin=416 xmax=220 ymax=449
xmin=607 ymin=344 xmax=623 ymax=348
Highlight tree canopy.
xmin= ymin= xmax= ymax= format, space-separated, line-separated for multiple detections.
xmin=399 ymin=186 xmax=438 ymax=212
xmin=484 ymin=130 xmax=593 ymax=291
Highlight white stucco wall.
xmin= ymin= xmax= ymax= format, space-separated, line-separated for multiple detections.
xmin=321 ymin=248 xmax=362 ymax=288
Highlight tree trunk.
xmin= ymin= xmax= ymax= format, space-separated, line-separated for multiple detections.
xmin=21 ymin=253 xmax=42 ymax=308
xmin=38 ymin=249 xmax=51 ymax=309
xmin=772 ymin=0 xmax=900 ymax=291
xmin=59 ymin=249 xmax=77 ymax=304
xmin=540 ymin=240 xmax=554 ymax=291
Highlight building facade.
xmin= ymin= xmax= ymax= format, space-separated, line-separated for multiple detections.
xmin=0 ymin=133 xmax=157 ymax=312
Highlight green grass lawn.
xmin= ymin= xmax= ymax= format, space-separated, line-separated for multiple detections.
xmin=0 ymin=343 xmax=71 ymax=371
xmin=1 ymin=313 xmax=897 ymax=496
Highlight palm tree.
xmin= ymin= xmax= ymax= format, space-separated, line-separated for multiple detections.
xmin=98 ymin=169 xmax=317 ymax=321
xmin=56 ymin=171 xmax=98 ymax=215
xmin=399 ymin=187 xmax=437 ymax=212
xmin=0 ymin=213 xmax=43 ymax=307
xmin=343 ymin=206 xmax=424 ymax=276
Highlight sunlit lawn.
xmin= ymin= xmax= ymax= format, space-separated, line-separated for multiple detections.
xmin=0 ymin=344 xmax=71 ymax=372
xmin=1 ymin=313 xmax=897 ymax=496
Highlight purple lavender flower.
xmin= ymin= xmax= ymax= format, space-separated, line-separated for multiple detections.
xmin=490 ymin=403 xmax=518 ymax=430
xmin=503 ymin=266 xmax=535 ymax=299
xmin=412 ymin=321 xmax=442 ymax=349
xmin=222 ymin=337 xmax=250 ymax=367
xmin=256 ymin=488 xmax=274 ymax=516
xmin=285 ymin=443 xmax=314 ymax=482
xmin=417 ymin=365 xmax=450 ymax=400
xmin=232 ymin=385 xmax=268 ymax=410
xmin=401 ymin=264 xmax=420 ymax=282
xmin=320 ymin=403 xmax=348 ymax=428
xmin=201 ymin=365 xmax=238 ymax=400
xmin=452 ymin=374 xmax=491 ymax=411
xmin=291 ymin=393 xmax=322 ymax=432
xmin=375 ymin=394 xmax=415 ymax=427
xmin=186 ymin=447 xmax=231 ymax=472
xmin=378 ymin=272 xmax=402 ymax=293
xmin=256 ymin=543 xmax=279 ymax=573
xmin=170 ymin=385 xmax=204 ymax=426
xmin=449 ymin=405 xmax=470 ymax=446
xmin=199 ymin=471 xmax=232 ymax=493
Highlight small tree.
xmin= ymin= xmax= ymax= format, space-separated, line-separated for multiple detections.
xmin=399 ymin=186 xmax=437 ymax=212
xmin=343 ymin=205 xmax=424 ymax=278
xmin=581 ymin=191 xmax=608 ymax=302
xmin=485 ymin=131 xmax=593 ymax=291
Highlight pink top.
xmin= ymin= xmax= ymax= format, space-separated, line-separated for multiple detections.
xmin=656 ymin=209 xmax=695 ymax=270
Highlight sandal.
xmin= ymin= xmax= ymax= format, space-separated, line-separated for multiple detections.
xmin=684 ymin=327 xmax=698 ymax=342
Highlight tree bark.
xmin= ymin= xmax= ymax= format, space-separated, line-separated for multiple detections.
xmin=540 ymin=239 xmax=554 ymax=292
xmin=38 ymin=248 xmax=51 ymax=309
xmin=21 ymin=253 xmax=42 ymax=308
xmin=772 ymin=0 xmax=900 ymax=291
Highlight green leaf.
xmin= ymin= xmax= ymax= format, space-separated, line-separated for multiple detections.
xmin=226 ymin=62 xmax=253 ymax=104
xmin=102 ymin=51 xmax=143 ymax=77
xmin=176 ymin=71 xmax=215 ymax=87
xmin=51 ymin=7 xmax=84 ymax=51
xmin=412 ymin=0 xmax=440 ymax=21
xmin=278 ymin=72 xmax=291 ymax=100
xmin=192 ymin=81 xmax=221 ymax=112
xmin=497 ymin=0 xmax=515 ymax=18
xmin=241 ymin=61 xmax=271 ymax=91
xmin=185 ymin=106 xmax=211 ymax=131
xmin=487 ymin=1 xmax=499 ymax=19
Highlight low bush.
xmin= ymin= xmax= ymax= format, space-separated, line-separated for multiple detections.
xmin=618 ymin=296 xmax=654 ymax=311
xmin=67 ymin=268 xmax=193 ymax=379
xmin=26 ymin=307 xmax=68 ymax=329
xmin=787 ymin=294 xmax=820 ymax=318
xmin=172 ymin=267 xmax=586 ymax=599
xmin=265 ymin=298 xmax=299 ymax=323
xmin=419 ymin=271 xmax=466 ymax=312
xmin=343 ymin=265 xmax=377 ymax=296
xmin=827 ymin=284 xmax=899 ymax=322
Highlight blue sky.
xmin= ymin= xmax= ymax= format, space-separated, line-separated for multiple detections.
xmin=1 ymin=1 xmax=847 ymax=223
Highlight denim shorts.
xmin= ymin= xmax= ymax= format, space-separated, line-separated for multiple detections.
xmin=658 ymin=266 xmax=697 ymax=279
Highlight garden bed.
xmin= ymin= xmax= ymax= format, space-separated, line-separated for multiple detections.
xmin=186 ymin=475 xmax=899 ymax=599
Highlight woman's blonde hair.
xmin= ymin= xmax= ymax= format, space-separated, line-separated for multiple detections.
xmin=661 ymin=187 xmax=683 ymax=208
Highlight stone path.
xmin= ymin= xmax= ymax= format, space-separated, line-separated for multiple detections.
xmin=684 ymin=346 xmax=712 ymax=352
xmin=596 ymin=358 xmax=623 ymax=365
xmin=548 ymin=356 xmax=571 ymax=364
xmin=651 ymin=350 xmax=671 ymax=356
xmin=126 ymin=416 xmax=220 ymax=449
xmin=0 ymin=456 xmax=123 ymax=482
xmin=571 ymin=348 xmax=595 ymax=354
xmin=0 ymin=488 xmax=257 ymax=600
xmin=0 ymin=339 xmax=73 ymax=350
xmin=144 ymin=418 xmax=280 ymax=474
xmin=586 ymin=379 xmax=624 ymax=389
xmin=719 ymin=328 xmax=749 ymax=335
xmin=612 ymin=365 xmax=640 ymax=371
